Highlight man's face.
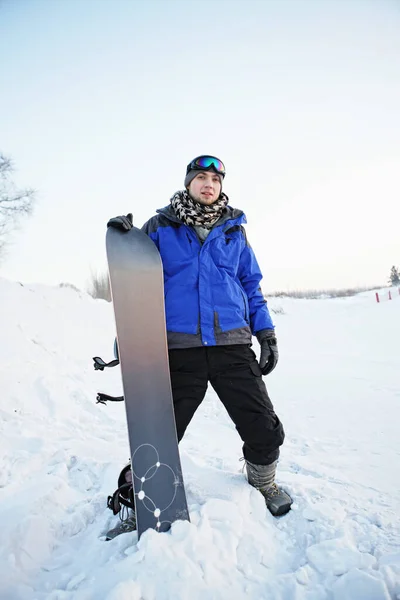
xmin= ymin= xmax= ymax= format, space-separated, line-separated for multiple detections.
xmin=188 ymin=171 xmax=222 ymax=205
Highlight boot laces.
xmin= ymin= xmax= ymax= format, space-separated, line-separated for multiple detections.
xmin=260 ymin=482 xmax=280 ymax=499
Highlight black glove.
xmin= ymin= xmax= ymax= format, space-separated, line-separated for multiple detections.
xmin=256 ymin=329 xmax=279 ymax=376
xmin=107 ymin=213 xmax=133 ymax=231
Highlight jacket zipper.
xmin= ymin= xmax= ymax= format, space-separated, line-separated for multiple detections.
xmin=240 ymin=287 xmax=249 ymax=323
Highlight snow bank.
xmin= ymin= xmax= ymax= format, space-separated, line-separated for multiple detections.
xmin=1 ymin=278 xmax=399 ymax=599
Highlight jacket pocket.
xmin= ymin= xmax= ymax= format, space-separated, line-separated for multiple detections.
xmin=164 ymin=284 xmax=199 ymax=334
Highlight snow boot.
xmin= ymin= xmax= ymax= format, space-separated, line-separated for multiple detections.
xmin=245 ymin=459 xmax=292 ymax=516
xmin=105 ymin=511 xmax=137 ymax=540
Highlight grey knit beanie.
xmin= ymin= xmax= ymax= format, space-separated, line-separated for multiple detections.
xmin=184 ymin=169 xmax=224 ymax=190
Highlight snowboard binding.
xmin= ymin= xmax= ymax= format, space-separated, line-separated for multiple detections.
xmin=107 ymin=463 xmax=135 ymax=515
xmin=105 ymin=464 xmax=137 ymax=541
xmin=93 ymin=338 xmax=125 ymax=404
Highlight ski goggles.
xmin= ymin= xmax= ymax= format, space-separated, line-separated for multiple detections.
xmin=186 ymin=155 xmax=226 ymax=177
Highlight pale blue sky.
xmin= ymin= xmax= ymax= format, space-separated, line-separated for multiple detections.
xmin=1 ymin=0 xmax=399 ymax=292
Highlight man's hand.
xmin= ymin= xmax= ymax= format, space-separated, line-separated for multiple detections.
xmin=107 ymin=213 xmax=133 ymax=231
xmin=256 ymin=329 xmax=279 ymax=376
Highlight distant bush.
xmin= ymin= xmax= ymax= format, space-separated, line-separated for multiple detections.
xmin=87 ymin=270 xmax=111 ymax=302
xmin=59 ymin=282 xmax=80 ymax=292
xmin=268 ymin=285 xmax=381 ymax=300
xmin=270 ymin=305 xmax=285 ymax=315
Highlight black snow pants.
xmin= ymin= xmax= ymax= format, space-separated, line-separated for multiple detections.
xmin=168 ymin=344 xmax=285 ymax=466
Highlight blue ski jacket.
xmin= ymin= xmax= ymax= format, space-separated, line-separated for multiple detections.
xmin=142 ymin=204 xmax=274 ymax=349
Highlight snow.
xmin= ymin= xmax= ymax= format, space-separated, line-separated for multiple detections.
xmin=1 ymin=277 xmax=399 ymax=599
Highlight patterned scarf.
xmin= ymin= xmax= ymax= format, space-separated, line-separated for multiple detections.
xmin=170 ymin=190 xmax=229 ymax=229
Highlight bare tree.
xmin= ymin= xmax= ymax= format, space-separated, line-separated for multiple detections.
xmin=0 ymin=154 xmax=35 ymax=261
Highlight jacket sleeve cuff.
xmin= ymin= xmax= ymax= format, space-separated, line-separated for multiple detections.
xmin=255 ymin=328 xmax=275 ymax=342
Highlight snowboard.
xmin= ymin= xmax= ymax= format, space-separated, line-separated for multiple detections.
xmin=106 ymin=225 xmax=190 ymax=539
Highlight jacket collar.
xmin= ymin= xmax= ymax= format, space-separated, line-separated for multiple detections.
xmin=156 ymin=204 xmax=246 ymax=229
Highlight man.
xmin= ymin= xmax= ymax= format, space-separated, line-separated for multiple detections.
xmin=106 ymin=155 xmax=292 ymax=537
